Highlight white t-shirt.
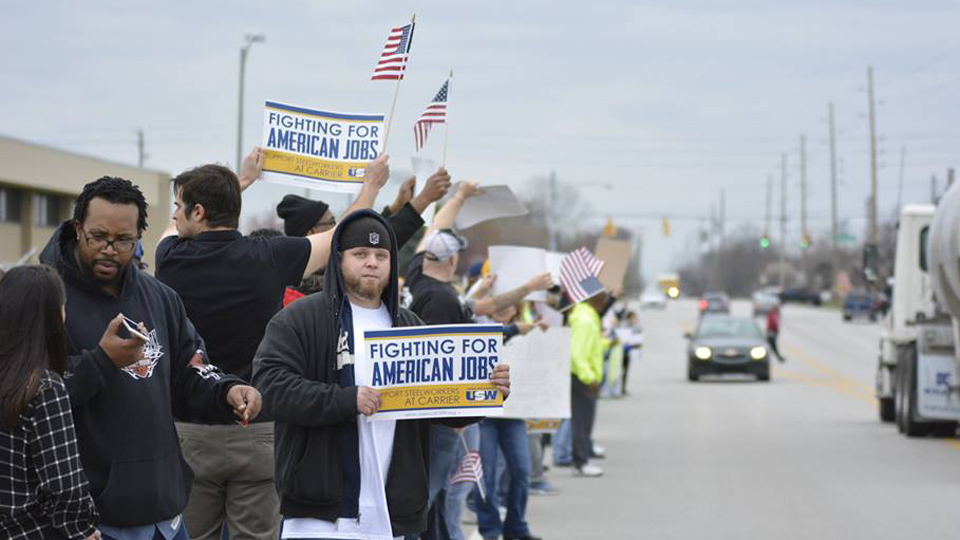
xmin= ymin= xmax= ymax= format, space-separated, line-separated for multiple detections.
xmin=282 ymin=302 xmax=399 ymax=540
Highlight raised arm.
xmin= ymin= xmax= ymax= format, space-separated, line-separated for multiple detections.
xmin=472 ymin=272 xmax=553 ymax=317
xmin=416 ymin=180 xmax=480 ymax=252
xmin=410 ymin=168 xmax=452 ymax=215
xmin=300 ymin=154 xmax=390 ymax=279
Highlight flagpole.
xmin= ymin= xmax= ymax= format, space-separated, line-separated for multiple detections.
xmin=381 ymin=13 xmax=415 ymax=153
xmin=442 ymin=69 xmax=453 ymax=167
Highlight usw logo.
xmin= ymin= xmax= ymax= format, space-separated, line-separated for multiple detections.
xmin=465 ymin=389 xmax=500 ymax=402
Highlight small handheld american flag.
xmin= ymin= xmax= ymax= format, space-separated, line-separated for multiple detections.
xmin=371 ymin=20 xmax=416 ymax=81
xmin=560 ymin=247 xmax=606 ymax=304
xmin=414 ymin=79 xmax=449 ymax=152
xmin=451 ymin=449 xmax=486 ymax=501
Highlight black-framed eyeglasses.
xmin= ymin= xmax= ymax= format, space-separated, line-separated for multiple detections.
xmin=80 ymin=229 xmax=138 ymax=253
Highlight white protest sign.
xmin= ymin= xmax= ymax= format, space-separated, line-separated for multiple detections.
xmin=355 ymin=324 xmax=505 ymax=421
xmin=545 ymin=251 xmax=566 ymax=284
xmin=442 ymin=185 xmax=528 ymax=230
xmin=500 ymin=327 xmax=572 ymax=420
xmin=411 ymin=156 xmax=440 ymax=224
xmin=488 ymin=245 xmax=547 ymax=302
xmin=261 ymin=101 xmax=383 ymax=194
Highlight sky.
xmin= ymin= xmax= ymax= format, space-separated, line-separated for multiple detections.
xmin=2 ymin=1 xmax=958 ymax=280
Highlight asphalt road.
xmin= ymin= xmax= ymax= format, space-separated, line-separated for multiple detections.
xmin=518 ymin=299 xmax=960 ymax=540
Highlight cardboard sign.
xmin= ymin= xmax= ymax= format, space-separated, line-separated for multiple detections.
xmin=261 ymin=101 xmax=384 ymax=193
xmin=500 ymin=327 xmax=572 ymax=420
xmin=355 ymin=324 xmax=505 ymax=421
xmin=525 ymin=419 xmax=562 ymax=434
xmin=488 ymin=245 xmax=548 ymax=302
xmin=439 ymin=184 xmax=528 ymax=229
xmin=595 ymin=237 xmax=632 ymax=290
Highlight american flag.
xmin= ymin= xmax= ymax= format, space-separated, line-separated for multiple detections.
xmin=451 ymin=449 xmax=486 ymax=501
xmin=371 ymin=22 xmax=415 ymax=81
xmin=560 ymin=247 xmax=606 ymax=304
xmin=414 ymin=80 xmax=449 ymax=151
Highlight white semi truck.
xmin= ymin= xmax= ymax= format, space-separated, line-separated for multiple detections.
xmin=877 ymin=198 xmax=960 ymax=436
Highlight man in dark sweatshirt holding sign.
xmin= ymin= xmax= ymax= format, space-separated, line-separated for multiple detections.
xmin=39 ymin=177 xmax=262 ymax=540
xmin=253 ymin=210 xmax=511 ymax=540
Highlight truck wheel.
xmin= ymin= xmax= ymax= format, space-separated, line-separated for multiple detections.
xmin=878 ymin=397 xmax=895 ymax=422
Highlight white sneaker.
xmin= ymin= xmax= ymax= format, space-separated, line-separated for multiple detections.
xmin=574 ymin=463 xmax=604 ymax=477
xmin=591 ymin=443 xmax=607 ymax=459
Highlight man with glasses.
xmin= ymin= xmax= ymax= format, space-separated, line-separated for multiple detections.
xmin=39 ymin=175 xmax=261 ymax=540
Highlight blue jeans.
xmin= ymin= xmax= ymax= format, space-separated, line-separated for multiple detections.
xmin=476 ymin=419 xmax=532 ymax=539
xmin=443 ymin=423 xmax=479 ymax=540
xmin=552 ymin=418 xmax=572 ymax=465
xmin=403 ymin=424 xmax=461 ymax=540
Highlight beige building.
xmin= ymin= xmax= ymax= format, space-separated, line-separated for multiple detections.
xmin=0 ymin=135 xmax=171 ymax=272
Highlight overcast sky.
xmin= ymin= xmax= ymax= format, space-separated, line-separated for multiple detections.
xmin=3 ymin=1 xmax=958 ymax=279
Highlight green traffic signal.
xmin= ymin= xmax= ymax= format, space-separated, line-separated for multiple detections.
xmin=760 ymin=237 xmax=770 ymax=249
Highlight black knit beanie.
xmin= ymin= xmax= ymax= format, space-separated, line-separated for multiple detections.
xmin=276 ymin=195 xmax=330 ymax=237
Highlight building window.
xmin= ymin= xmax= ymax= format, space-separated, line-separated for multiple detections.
xmin=33 ymin=193 xmax=60 ymax=227
xmin=0 ymin=187 xmax=21 ymax=223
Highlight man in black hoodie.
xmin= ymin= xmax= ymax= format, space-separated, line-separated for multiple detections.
xmin=253 ymin=210 xmax=511 ymax=539
xmin=39 ymin=176 xmax=261 ymax=540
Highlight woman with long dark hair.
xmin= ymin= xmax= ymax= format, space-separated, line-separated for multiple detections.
xmin=0 ymin=265 xmax=100 ymax=540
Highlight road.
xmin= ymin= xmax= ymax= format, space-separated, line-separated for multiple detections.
xmin=520 ymin=299 xmax=960 ymax=540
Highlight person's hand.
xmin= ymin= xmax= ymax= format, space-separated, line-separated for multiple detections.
xmin=454 ymin=180 xmax=481 ymax=201
xmin=389 ymin=176 xmax=417 ymax=215
xmin=99 ymin=314 xmax=147 ymax=369
xmin=85 ymin=530 xmax=102 ymax=540
xmin=357 ymin=387 xmax=382 ymax=416
xmin=589 ymin=382 xmax=601 ymax=395
xmin=362 ymin=154 xmax=390 ymax=191
xmin=421 ymin=168 xmax=452 ymax=204
xmin=536 ymin=321 xmax=550 ymax=332
xmin=476 ymin=273 xmax=497 ymax=296
xmin=525 ymin=272 xmax=554 ymax=293
xmin=610 ymin=285 xmax=624 ymax=299
xmin=490 ymin=363 xmax=511 ymax=399
xmin=239 ymin=147 xmax=265 ymax=191
xmin=226 ymin=385 xmax=262 ymax=425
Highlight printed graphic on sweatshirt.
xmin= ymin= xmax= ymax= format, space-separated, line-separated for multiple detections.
xmin=188 ymin=350 xmax=221 ymax=380
xmin=123 ymin=328 xmax=163 ymax=380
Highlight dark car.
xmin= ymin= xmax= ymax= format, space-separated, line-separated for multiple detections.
xmin=843 ymin=292 xmax=879 ymax=322
xmin=698 ymin=292 xmax=731 ymax=316
xmin=779 ymin=287 xmax=822 ymax=306
xmin=686 ymin=315 xmax=770 ymax=381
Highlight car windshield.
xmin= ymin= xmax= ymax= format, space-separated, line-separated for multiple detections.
xmin=697 ymin=318 xmax=762 ymax=339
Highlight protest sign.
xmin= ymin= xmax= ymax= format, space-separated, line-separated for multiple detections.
xmin=411 ymin=156 xmax=439 ymax=224
xmin=525 ymin=419 xmax=562 ymax=434
xmin=488 ymin=246 xmax=548 ymax=302
xmin=261 ymin=101 xmax=384 ymax=194
xmin=595 ymin=237 xmax=632 ymax=290
xmin=355 ymin=324 xmax=505 ymax=421
xmin=500 ymin=327 xmax=572 ymax=420
xmin=440 ymin=184 xmax=528 ymax=229
xmin=545 ymin=251 xmax=566 ymax=284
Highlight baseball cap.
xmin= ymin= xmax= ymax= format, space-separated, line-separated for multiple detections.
xmin=422 ymin=229 xmax=468 ymax=262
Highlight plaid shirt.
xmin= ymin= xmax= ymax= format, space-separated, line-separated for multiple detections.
xmin=1 ymin=371 xmax=98 ymax=540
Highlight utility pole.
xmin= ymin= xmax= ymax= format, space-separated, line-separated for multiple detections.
xmin=547 ymin=171 xmax=558 ymax=251
xmin=719 ymin=188 xmax=726 ymax=251
xmin=866 ymin=66 xmax=880 ymax=247
xmin=800 ymin=134 xmax=808 ymax=278
xmin=896 ymin=145 xmax=906 ymax=213
xmin=780 ymin=152 xmax=787 ymax=288
xmin=931 ymin=175 xmax=938 ymax=204
xmin=765 ymin=175 xmax=772 ymax=239
xmin=237 ymin=34 xmax=265 ymax=172
xmin=828 ymin=102 xmax=839 ymax=255
xmin=137 ymin=129 xmax=146 ymax=168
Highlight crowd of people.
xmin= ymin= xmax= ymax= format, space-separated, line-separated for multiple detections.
xmin=0 ymin=148 xmax=643 ymax=540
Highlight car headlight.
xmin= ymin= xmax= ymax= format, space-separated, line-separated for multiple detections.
xmin=694 ymin=346 xmax=712 ymax=360
xmin=750 ymin=346 xmax=768 ymax=360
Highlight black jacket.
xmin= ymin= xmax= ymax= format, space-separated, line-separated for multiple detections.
xmin=253 ymin=209 xmax=472 ymax=537
xmin=39 ymin=222 xmax=241 ymax=528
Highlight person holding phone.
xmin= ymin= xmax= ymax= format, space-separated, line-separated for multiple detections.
xmin=39 ymin=176 xmax=262 ymax=540
xmin=0 ymin=265 xmax=100 ymax=540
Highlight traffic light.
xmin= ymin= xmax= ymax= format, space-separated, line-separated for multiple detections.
xmin=662 ymin=217 xmax=671 ymax=237
xmin=801 ymin=233 xmax=812 ymax=250
xmin=760 ymin=235 xmax=770 ymax=249
xmin=603 ymin=218 xmax=617 ymax=237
